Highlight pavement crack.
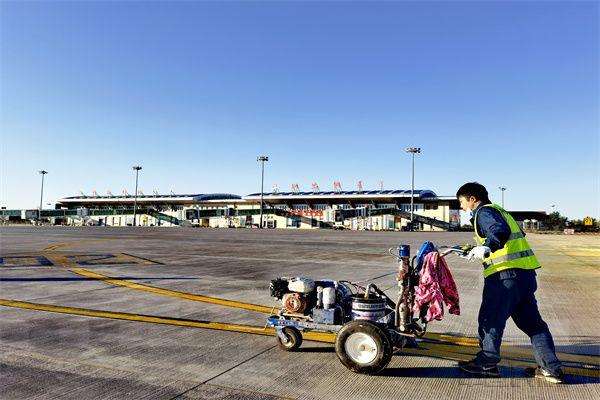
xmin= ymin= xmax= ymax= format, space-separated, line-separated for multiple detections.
xmin=169 ymin=344 xmax=278 ymax=400
xmin=10 ymin=285 xmax=126 ymax=304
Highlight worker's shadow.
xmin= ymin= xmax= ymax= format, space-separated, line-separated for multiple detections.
xmin=380 ymin=366 xmax=467 ymax=378
xmin=380 ymin=367 xmax=598 ymax=384
xmin=552 ymin=340 xmax=599 ymax=357
xmin=297 ymin=347 xmax=599 ymax=384
xmin=380 ymin=364 xmax=599 ymax=384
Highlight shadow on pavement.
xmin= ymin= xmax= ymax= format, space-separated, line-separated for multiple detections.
xmin=297 ymin=346 xmax=335 ymax=353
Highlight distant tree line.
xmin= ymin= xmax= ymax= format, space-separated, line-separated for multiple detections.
xmin=459 ymin=211 xmax=598 ymax=232
xmin=539 ymin=211 xmax=598 ymax=232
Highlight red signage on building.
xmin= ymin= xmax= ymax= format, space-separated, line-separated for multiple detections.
xmin=288 ymin=210 xmax=324 ymax=217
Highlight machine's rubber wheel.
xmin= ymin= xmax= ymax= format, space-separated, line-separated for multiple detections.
xmin=276 ymin=327 xmax=303 ymax=351
xmin=335 ymin=320 xmax=392 ymax=375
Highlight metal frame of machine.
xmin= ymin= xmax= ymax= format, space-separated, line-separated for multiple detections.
xmin=266 ymin=243 xmax=472 ymax=374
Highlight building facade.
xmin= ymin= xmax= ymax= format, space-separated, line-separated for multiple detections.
xmin=37 ymin=189 xmax=461 ymax=231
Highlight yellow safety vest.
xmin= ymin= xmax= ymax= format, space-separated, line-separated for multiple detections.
xmin=473 ymin=204 xmax=540 ymax=278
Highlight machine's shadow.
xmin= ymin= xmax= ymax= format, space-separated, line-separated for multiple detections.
xmin=297 ymin=346 xmax=335 ymax=353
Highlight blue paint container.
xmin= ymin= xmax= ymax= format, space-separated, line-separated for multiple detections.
xmin=399 ymin=244 xmax=410 ymax=258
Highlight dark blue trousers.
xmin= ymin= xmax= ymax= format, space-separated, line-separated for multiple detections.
xmin=476 ymin=268 xmax=562 ymax=374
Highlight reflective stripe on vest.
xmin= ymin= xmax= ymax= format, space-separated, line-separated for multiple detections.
xmin=482 ymin=249 xmax=535 ymax=269
xmin=508 ymin=231 xmax=524 ymax=240
xmin=474 ymin=204 xmax=540 ymax=278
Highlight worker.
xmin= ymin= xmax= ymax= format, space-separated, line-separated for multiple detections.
xmin=455 ymin=182 xmax=564 ymax=383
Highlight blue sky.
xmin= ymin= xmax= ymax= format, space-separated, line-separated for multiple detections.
xmin=1 ymin=1 xmax=598 ymax=219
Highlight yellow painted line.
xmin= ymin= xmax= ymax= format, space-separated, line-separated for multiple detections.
xmin=69 ymin=269 xmax=597 ymax=365
xmin=400 ymin=345 xmax=599 ymax=379
xmin=46 ymin=254 xmax=71 ymax=265
xmin=423 ymin=332 xmax=599 ymax=366
xmin=45 ymin=240 xmax=109 ymax=251
xmin=70 ymin=268 xmax=279 ymax=314
xmin=422 ymin=332 xmax=598 ymax=365
xmin=426 ymin=333 xmax=480 ymax=347
xmin=418 ymin=338 xmax=600 ymax=368
xmin=0 ymin=298 xmax=596 ymax=378
xmin=65 ymin=270 xmax=496 ymax=346
xmin=45 ymin=243 xmax=75 ymax=251
xmin=0 ymin=253 xmax=159 ymax=269
xmin=0 ymin=298 xmax=329 ymax=342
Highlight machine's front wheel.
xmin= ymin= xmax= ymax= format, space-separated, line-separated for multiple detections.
xmin=276 ymin=327 xmax=303 ymax=351
xmin=335 ymin=320 xmax=392 ymax=374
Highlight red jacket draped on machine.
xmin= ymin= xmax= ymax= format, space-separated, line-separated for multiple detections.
xmin=412 ymin=251 xmax=460 ymax=322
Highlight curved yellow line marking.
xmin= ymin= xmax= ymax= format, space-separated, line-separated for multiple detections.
xmin=45 ymin=242 xmax=79 ymax=251
xmin=0 ymin=299 xmax=596 ymax=378
xmin=70 ymin=268 xmax=279 ymax=314
xmin=68 ymin=269 xmax=599 ymax=366
xmin=0 ymin=298 xmax=332 ymax=343
xmin=45 ymin=240 xmax=109 ymax=251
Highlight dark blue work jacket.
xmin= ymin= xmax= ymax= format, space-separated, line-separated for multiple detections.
xmin=469 ymin=202 xmax=513 ymax=252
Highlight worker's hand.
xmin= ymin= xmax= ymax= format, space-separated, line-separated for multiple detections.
xmin=467 ymin=246 xmax=491 ymax=261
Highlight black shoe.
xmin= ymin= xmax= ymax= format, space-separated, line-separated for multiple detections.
xmin=458 ymin=358 xmax=500 ymax=377
xmin=457 ymin=358 xmax=471 ymax=367
xmin=404 ymin=337 xmax=419 ymax=348
xmin=457 ymin=358 xmax=491 ymax=368
xmin=524 ymin=366 xmax=565 ymax=384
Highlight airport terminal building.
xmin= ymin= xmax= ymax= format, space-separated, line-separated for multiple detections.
xmin=27 ymin=189 xmax=460 ymax=231
xmin=0 ymin=189 xmax=463 ymax=231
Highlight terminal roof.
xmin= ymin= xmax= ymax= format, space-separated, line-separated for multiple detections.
xmin=59 ymin=193 xmax=242 ymax=203
xmin=244 ymin=189 xmax=438 ymax=199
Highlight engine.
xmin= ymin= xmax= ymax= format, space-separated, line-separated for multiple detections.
xmin=282 ymin=293 xmax=308 ymax=313
xmin=270 ymin=277 xmax=314 ymax=315
xmin=270 ymin=277 xmax=353 ymax=325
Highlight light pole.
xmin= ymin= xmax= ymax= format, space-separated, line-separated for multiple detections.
xmin=38 ymin=170 xmax=48 ymax=223
xmin=257 ymin=156 xmax=269 ymax=228
xmin=499 ymin=186 xmax=506 ymax=208
xmin=132 ymin=166 xmax=142 ymax=226
xmin=405 ymin=147 xmax=421 ymax=228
